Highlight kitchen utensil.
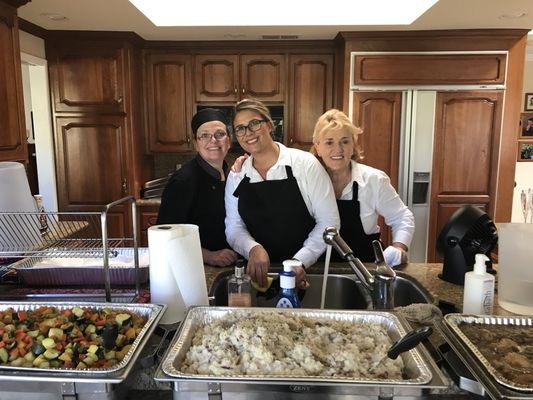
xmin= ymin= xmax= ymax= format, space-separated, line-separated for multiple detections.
xmin=369 ymin=326 xmax=433 ymax=373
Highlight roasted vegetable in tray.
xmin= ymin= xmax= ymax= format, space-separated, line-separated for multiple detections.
xmin=0 ymin=306 xmax=146 ymax=369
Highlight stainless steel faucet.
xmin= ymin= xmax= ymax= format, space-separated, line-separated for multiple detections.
xmin=323 ymin=227 xmax=396 ymax=310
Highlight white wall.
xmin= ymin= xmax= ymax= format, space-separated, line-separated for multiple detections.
xmin=20 ymin=63 xmax=33 ymax=143
xmin=512 ymin=42 xmax=533 ymax=223
xmin=18 ymin=30 xmax=45 ymax=59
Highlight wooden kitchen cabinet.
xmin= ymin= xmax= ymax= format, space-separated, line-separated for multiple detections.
xmin=48 ymin=46 xmax=126 ymax=114
xmin=54 ymin=115 xmax=128 ymax=208
xmin=138 ymin=206 xmax=159 ymax=246
xmin=287 ymin=54 xmax=334 ymax=150
xmin=47 ymin=36 xmax=150 ymax=238
xmin=144 ymin=53 xmax=193 ymax=152
xmin=54 ymin=115 xmax=130 ymax=237
xmin=427 ymin=90 xmax=503 ymax=262
xmin=351 ymin=91 xmax=402 ymax=247
xmin=195 ymin=54 xmax=285 ymax=102
xmin=0 ymin=1 xmax=27 ymax=162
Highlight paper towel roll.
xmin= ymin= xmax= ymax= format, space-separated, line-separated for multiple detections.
xmin=0 ymin=162 xmax=37 ymax=212
xmin=148 ymin=224 xmax=208 ymax=324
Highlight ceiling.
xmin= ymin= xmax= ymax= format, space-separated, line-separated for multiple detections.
xmin=18 ymin=0 xmax=533 ymax=42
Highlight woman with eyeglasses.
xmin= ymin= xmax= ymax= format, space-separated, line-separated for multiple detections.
xmin=225 ymin=99 xmax=340 ymax=288
xmin=158 ymin=108 xmax=239 ymax=267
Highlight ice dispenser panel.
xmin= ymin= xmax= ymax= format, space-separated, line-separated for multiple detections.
xmin=412 ymin=172 xmax=430 ymax=204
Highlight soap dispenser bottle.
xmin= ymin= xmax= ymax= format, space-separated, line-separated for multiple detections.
xmin=462 ymin=254 xmax=494 ymax=314
xmin=228 ymin=260 xmax=252 ymax=307
xmin=275 ymin=260 xmax=301 ymax=308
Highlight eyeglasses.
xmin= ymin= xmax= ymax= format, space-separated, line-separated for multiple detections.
xmin=233 ymin=119 xmax=266 ymax=137
xmin=196 ymin=130 xmax=228 ymax=142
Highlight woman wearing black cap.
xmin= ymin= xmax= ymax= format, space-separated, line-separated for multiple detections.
xmin=157 ymin=108 xmax=238 ymax=267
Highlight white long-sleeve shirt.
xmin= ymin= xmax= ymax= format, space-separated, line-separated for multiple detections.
xmin=225 ymin=143 xmax=340 ymax=267
xmin=340 ymin=161 xmax=415 ymax=247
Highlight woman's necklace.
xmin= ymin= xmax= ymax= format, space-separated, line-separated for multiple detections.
xmin=331 ymin=167 xmax=352 ymax=199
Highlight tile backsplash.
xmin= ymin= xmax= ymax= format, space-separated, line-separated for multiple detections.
xmin=153 ymin=152 xmax=241 ymax=178
xmin=153 ymin=153 xmax=195 ymax=178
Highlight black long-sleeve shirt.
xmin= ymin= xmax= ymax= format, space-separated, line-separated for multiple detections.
xmin=157 ymin=155 xmax=229 ymax=251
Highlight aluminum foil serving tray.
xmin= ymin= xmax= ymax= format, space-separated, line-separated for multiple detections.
xmin=0 ymin=302 xmax=164 ymax=376
xmin=162 ymin=306 xmax=433 ymax=385
xmin=444 ymin=313 xmax=533 ymax=393
xmin=9 ymin=248 xmax=149 ymax=286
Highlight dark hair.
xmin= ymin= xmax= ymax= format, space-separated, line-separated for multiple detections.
xmin=233 ymin=99 xmax=274 ymax=131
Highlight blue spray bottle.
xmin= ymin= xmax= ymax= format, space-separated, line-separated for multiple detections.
xmin=275 ymin=260 xmax=301 ymax=308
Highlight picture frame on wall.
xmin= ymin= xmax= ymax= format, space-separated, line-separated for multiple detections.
xmin=525 ymin=93 xmax=533 ymax=111
xmin=518 ymin=141 xmax=533 ymax=162
xmin=520 ymin=113 xmax=533 ymax=138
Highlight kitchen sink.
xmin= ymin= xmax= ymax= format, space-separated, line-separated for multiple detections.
xmin=209 ymin=271 xmax=433 ymax=309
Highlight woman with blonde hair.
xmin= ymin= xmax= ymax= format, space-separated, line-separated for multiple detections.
xmin=312 ymin=109 xmax=414 ymax=266
xmin=225 ymin=99 xmax=340 ymax=288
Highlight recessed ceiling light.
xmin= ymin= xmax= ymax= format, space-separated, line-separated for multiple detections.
xmin=129 ymin=0 xmax=438 ymax=26
xmin=498 ymin=12 xmax=526 ymax=20
xmin=40 ymin=13 xmax=68 ymax=21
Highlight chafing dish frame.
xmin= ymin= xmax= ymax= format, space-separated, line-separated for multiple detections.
xmin=0 ymin=301 xmax=165 ymax=382
xmin=443 ymin=313 xmax=533 ymax=394
xmin=160 ymin=307 xmax=438 ymax=385
xmin=155 ymin=308 xmax=448 ymax=398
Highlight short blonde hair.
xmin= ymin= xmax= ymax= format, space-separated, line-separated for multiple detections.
xmin=310 ymin=109 xmax=363 ymax=162
xmin=233 ymin=98 xmax=274 ymax=130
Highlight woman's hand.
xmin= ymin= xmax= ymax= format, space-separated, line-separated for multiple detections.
xmin=294 ymin=264 xmax=310 ymax=290
xmin=384 ymin=243 xmax=408 ymax=267
xmin=202 ymin=248 xmax=239 ymax=267
xmin=247 ymin=245 xmax=270 ymax=287
xmin=231 ymin=154 xmax=249 ymax=173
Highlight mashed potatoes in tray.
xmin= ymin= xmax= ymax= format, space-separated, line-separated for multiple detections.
xmin=180 ymin=312 xmax=404 ymax=379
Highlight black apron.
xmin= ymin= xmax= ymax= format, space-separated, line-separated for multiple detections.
xmin=233 ymin=166 xmax=315 ymax=262
xmin=333 ymin=182 xmax=380 ymax=262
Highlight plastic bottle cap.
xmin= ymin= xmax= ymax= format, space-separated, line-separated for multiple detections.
xmin=473 ymin=253 xmax=490 ymax=274
xmin=235 ymin=265 xmax=244 ymax=278
xmin=282 ymin=259 xmax=301 ymax=272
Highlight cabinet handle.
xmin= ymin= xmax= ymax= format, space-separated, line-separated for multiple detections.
xmin=289 ymin=138 xmax=294 ymax=145
xmin=241 ymin=86 xmax=245 ymax=95
xmin=187 ymin=136 xmax=190 ymax=144
xmin=122 ymin=178 xmax=127 ymax=193
xmin=234 ymin=86 xmax=238 ymax=94
xmin=117 ymin=96 xmax=123 ymax=104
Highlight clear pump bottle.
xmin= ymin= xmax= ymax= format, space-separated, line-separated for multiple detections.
xmin=463 ymin=254 xmax=494 ymax=314
xmin=228 ymin=260 xmax=252 ymax=307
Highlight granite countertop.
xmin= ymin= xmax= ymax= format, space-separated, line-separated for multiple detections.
xmin=136 ymin=198 xmax=161 ymax=206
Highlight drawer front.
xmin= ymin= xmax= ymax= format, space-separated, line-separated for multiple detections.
xmin=352 ymin=54 xmax=506 ymax=85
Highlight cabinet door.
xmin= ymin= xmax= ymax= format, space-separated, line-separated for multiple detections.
xmin=195 ymin=55 xmax=239 ymax=102
xmin=351 ymin=92 xmax=402 ymax=246
xmin=427 ymin=91 xmax=503 ymax=261
xmin=54 ymin=116 xmax=130 ymax=237
xmin=54 ymin=116 xmax=128 ymax=210
xmin=241 ymin=54 xmax=285 ymax=101
xmin=288 ymin=54 xmax=333 ymax=150
xmin=48 ymin=47 xmax=124 ymax=113
xmin=138 ymin=206 xmax=159 ymax=247
xmin=0 ymin=3 xmax=27 ymax=162
xmin=145 ymin=53 xmax=192 ymax=152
